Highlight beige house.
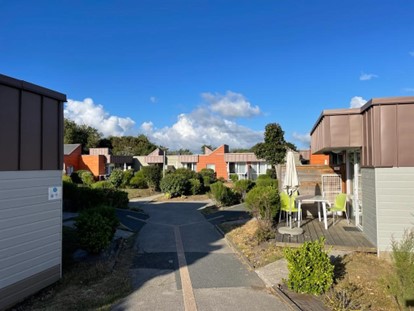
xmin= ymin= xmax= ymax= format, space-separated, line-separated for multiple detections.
xmin=311 ymin=96 xmax=414 ymax=255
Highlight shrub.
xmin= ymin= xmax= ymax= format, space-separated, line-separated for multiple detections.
xmin=91 ymin=180 xmax=114 ymax=189
xmin=78 ymin=170 xmax=95 ymax=186
xmin=109 ymin=169 xmax=124 ymax=188
xmin=121 ymin=169 xmax=135 ymax=188
xmin=160 ymin=174 xmax=190 ymax=197
xmin=173 ymin=168 xmax=198 ymax=180
xmin=129 ymin=174 xmax=148 ymax=189
xmin=189 ymin=178 xmax=202 ymax=195
xmin=63 ymin=182 xmax=129 ymax=211
xmin=233 ymin=179 xmax=255 ymax=200
xmin=255 ymin=220 xmax=276 ymax=244
xmin=75 ymin=206 xmax=119 ymax=253
xmin=284 ymin=237 xmax=334 ymax=295
xmin=142 ymin=165 xmax=162 ymax=191
xmin=229 ymin=174 xmax=239 ymax=182
xmin=199 ymin=168 xmax=217 ymax=187
xmin=256 ymin=175 xmax=278 ymax=188
xmin=62 ymin=174 xmax=72 ymax=183
xmin=209 ymin=181 xmax=240 ymax=207
xmin=386 ymin=229 xmax=414 ymax=309
xmin=245 ymin=186 xmax=279 ymax=220
xmin=266 ymin=168 xmax=277 ymax=179
xmin=70 ymin=171 xmax=82 ymax=184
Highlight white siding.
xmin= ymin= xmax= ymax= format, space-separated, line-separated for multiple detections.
xmin=0 ymin=171 xmax=62 ymax=289
xmin=375 ymin=167 xmax=414 ymax=253
xmin=361 ymin=168 xmax=377 ymax=247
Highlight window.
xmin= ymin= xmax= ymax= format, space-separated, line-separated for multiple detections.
xmin=206 ymin=164 xmax=215 ymax=172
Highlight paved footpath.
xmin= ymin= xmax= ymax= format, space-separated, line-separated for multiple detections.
xmin=113 ymin=201 xmax=293 ymax=311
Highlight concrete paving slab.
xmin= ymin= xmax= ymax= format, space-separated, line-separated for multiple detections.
xmin=113 ymin=268 xmax=184 ymax=311
xmin=185 ymin=252 xmax=264 ymax=289
xmin=194 ymin=287 xmax=291 ymax=311
xmin=255 ymin=259 xmax=289 ymax=287
xmin=180 ymin=223 xmax=231 ymax=254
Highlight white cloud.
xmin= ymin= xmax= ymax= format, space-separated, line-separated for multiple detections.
xmin=292 ymin=132 xmax=311 ymax=146
xmin=359 ymin=72 xmax=378 ymax=81
xmin=140 ymin=107 xmax=263 ymax=152
xmin=202 ymin=91 xmax=261 ymax=117
xmin=64 ymin=98 xmax=135 ymax=137
xmin=150 ymin=96 xmax=157 ymax=104
xmin=349 ymin=96 xmax=367 ymax=108
xmin=409 ymin=51 xmax=414 ymax=57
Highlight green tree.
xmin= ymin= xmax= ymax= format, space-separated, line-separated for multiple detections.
xmin=109 ymin=134 xmax=157 ymax=156
xmin=64 ymin=119 xmax=101 ymax=153
xmin=167 ymin=149 xmax=193 ymax=155
xmin=253 ymin=123 xmax=287 ymax=168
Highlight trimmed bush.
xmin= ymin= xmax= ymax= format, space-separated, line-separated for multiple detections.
xmin=256 ymin=175 xmax=278 ymax=188
xmin=229 ymin=174 xmax=239 ymax=182
xmin=142 ymin=165 xmax=162 ymax=191
xmin=63 ymin=181 xmax=129 ymax=211
xmin=233 ymin=179 xmax=255 ymax=200
xmin=245 ymin=185 xmax=279 ymax=220
xmin=199 ymin=168 xmax=217 ymax=187
xmin=129 ymin=174 xmax=148 ymax=189
xmin=189 ymin=178 xmax=202 ymax=195
xmin=284 ymin=237 xmax=334 ymax=295
xmin=160 ymin=174 xmax=190 ymax=197
xmin=210 ymin=181 xmax=240 ymax=207
xmin=173 ymin=168 xmax=198 ymax=180
xmin=109 ymin=169 xmax=124 ymax=188
xmin=75 ymin=206 xmax=119 ymax=253
xmin=91 ymin=180 xmax=114 ymax=189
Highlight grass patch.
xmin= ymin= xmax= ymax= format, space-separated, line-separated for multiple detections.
xmin=16 ymin=229 xmax=135 ymax=310
xmin=220 ymin=219 xmax=283 ymax=268
xmin=123 ymin=188 xmax=159 ymax=200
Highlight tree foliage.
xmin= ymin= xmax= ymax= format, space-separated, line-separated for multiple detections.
xmin=167 ymin=149 xmax=193 ymax=155
xmin=253 ymin=123 xmax=287 ymax=167
xmin=109 ymin=134 xmax=157 ymax=156
xmin=64 ymin=119 xmax=101 ymax=153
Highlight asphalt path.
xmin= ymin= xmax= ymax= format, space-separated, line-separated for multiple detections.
xmin=114 ymin=201 xmax=292 ymax=311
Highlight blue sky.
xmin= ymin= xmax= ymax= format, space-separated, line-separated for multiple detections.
xmin=2 ymin=1 xmax=414 ymax=152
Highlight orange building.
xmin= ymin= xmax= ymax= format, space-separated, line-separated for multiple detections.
xmin=197 ymin=145 xmax=229 ymax=179
xmin=63 ymin=144 xmax=82 ymax=174
xmin=79 ymin=155 xmax=106 ymax=177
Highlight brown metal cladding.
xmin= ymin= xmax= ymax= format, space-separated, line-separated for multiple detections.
xmin=0 ymin=74 xmax=66 ymax=171
xmin=312 ymin=97 xmax=414 ymax=168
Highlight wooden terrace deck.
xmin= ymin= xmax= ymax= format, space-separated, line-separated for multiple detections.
xmin=275 ymin=216 xmax=376 ymax=252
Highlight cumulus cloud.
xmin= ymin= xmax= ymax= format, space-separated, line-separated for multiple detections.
xmin=349 ymin=96 xmax=367 ymax=108
xmin=64 ymin=98 xmax=135 ymax=137
xmin=140 ymin=107 xmax=263 ymax=152
xmin=292 ymin=132 xmax=311 ymax=146
xmin=202 ymin=91 xmax=261 ymax=117
xmin=359 ymin=72 xmax=378 ymax=81
xmin=150 ymin=96 xmax=157 ymax=104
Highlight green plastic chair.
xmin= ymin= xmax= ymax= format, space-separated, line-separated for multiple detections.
xmin=279 ymin=191 xmax=300 ymax=226
xmin=327 ymin=193 xmax=349 ymax=225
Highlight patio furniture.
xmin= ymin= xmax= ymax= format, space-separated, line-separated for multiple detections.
xmin=296 ymin=195 xmax=330 ymax=230
xmin=279 ymin=191 xmax=301 ymax=227
xmin=327 ymin=193 xmax=349 ymax=225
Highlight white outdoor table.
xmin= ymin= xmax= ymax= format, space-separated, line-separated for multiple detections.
xmin=296 ymin=195 xmax=330 ymax=230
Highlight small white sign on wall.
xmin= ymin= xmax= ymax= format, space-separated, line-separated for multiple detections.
xmin=48 ymin=186 xmax=62 ymax=200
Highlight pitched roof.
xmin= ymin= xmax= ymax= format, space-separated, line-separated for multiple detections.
xmin=64 ymin=144 xmax=81 ymax=155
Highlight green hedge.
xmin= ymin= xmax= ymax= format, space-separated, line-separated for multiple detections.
xmin=63 ymin=181 xmax=129 ymax=212
xmin=284 ymin=238 xmax=334 ymax=295
xmin=75 ymin=206 xmax=119 ymax=253
xmin=245 ymin=185 xmax=279 ymax=220
xmin=160 ymin=173 xmax=190 ymax=197
xmin=255 ymin=175 xmax=278 ymax=188
xmin=209 ymin=181 xmax=240 ymax=207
